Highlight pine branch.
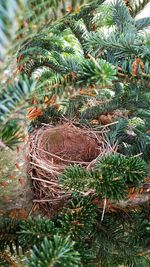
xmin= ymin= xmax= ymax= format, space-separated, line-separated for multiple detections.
xmin=58 ymin=195 xmax=98 ymax=241
xmin=60 ymin=164 xmax=91 ymax=192
xmin=23 ymin=58 xmax=68 ymax=76
xmin=0 ymin=119 xmax=25 ymax=149
xmin=60 ymin=153 xmax=147 ymax=200
xmin=74 ymin=0 xmax=106 ymax=31
xmin=92 ymin=210 xmax=150 ymax=266
xmin=0 ymin=0 xmax=26 ymax=60
xmin=76 ymin=0 xmax=105 ymax=22
xmin=107 ymin=119 xmax=128 ymax=145
xmin=0 ymin=76 xmax=37 ymax=123
xmin=95 ymin=153 xmax=147 ymax=187
xmin=80 ymin=101 xmax=119 ymax=120
xmin=111 ymin=0 xmax=133 ymax=32
xmin=17 ymin=37 xmax=76 ymax=75
xmin=19 ymin=217 xmax=56 ymax=249
xmin=121 ymin=127 xmax=150 ymax=162
xmin=25 ymin=235 xmax=81 ymax=267
xmin=78 ymin=58 xmax=117 ymax=86
xmin=0 ymin=217 xmax=21 ymax=254
xmin=127 ymin=0 xmax=150 ymax=17
xmin=135 ymin=17 xmax=150 ymax=31
xmin=64 ymin=19 xmax=89 ymax=57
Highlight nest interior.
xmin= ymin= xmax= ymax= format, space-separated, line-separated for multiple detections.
xmin=29 ymin=123 xmax=106 ymax=215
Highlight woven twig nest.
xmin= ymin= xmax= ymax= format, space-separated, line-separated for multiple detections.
xmin=28 ymin=122 xmax=150 ymax=216
xmin=29 ymin=123 xmax=108 ymax=215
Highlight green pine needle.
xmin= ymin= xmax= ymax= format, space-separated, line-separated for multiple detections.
xmin=25 ymin=235 xmax=81 ymax=267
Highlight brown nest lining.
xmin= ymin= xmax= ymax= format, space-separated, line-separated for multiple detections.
xmin=29 ymin=123 xmax=108 ymax=214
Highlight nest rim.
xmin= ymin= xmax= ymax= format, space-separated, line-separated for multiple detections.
xmin=28 ymin=122 xmax=113 ymax=215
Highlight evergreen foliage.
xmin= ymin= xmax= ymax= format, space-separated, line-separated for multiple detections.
xmin=128 ymin=0 xmax=150 ymax=17
xmin=58 ymin=195 xmax=98 ymax=240
xmin=0 ymin=76 xmax=36 ymax=123
xmin=0 ymin=0 xmax=150 ymax=266
xmin=60 ymin=154 xmax=147 ymax=199
xmin=26 ymin=235 xmax=81 ymax=267
xmin=19 ymin=217 xmax=56 ymax=249
xmin=0 ymin=202 xmax=149 ymax=266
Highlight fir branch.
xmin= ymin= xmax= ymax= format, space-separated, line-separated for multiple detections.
xmin=93 ymin=211 xmax=150 ymax=266
xmin=0 ymin=217 xmax=21 ymax=254
xmin=135 ymin=17 xmax=150 ymax=31
xmin=60 ymin=152 xmax=147 ymax=200
xmin=95 ymin=153 xmax=147 ymax=189
xmin=0 ymin=76 xmax=37 ymax=122
xmin=122 ymin=129 xmax=150 ymax=162
xmin=58 ymin=195 xmax=98 ymax=241
xmin=23 ymin=58 xmax=68 ymax=76
xmin=77 ymin=58 xmax=117 ymax=86
xmin=75 ymin=0 xmax=105 ymax=31
xmin=111 ymin=0 xmax=133 ymax=32
xmin=80 ymin=101 xmax=119 ymax=120
xmin=107 ymin=119 xmax=128 ymax=145
xmin=0 ymin=0 xmax=26 ymax=60
xmin=76 ymin=0 xmax=105 ymax=22
xmin=64 ymin=18 xmax=89 ymax=57
xmin=127 ymin=0 xmax=150 ymax=17
xmin=60 ymin=164 xmax=91 ymax=192
xmin=19 ymin=217 xmax=56 ymax=249
xmin=25 ymin=235 xmax=81 ymax=267
xmin=0 ymin=119 xmax=25 ymax=149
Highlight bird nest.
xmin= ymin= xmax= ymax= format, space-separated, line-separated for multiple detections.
xmin=28 ymin=123 xmax=114 ymax=216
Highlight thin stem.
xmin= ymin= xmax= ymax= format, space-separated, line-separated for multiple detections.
xmin=101 ymin=197 xmax=107 ymax=221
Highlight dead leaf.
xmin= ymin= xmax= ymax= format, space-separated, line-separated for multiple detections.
xmin=44 ymin=95 xmax=56 ymax=107
xmin=8 ymin=208 xmax=27 ymax=219
xmin=132 ymin=57 xmax=145 ymax=76
xmin=27 ymin=107 xmax=43 ymax=120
